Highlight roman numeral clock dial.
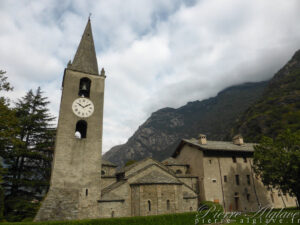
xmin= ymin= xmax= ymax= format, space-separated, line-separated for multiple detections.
xmin=72 ymin=97 xmax=94 ymax=118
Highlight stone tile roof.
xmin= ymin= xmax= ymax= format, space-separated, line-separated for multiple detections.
xmin=162 ymin=157 xmax=189 ymax=166
xmin=185 ymin=138 xmax=255 ymax=152
xmin=131 ymin=171 xmax=182 ymax=185
xmin=102 ymin=159 xmax=117 ymax=167
xmin=118 ymin=157 xmax=150 ymax=173
xmin=69 ymin=19 xmax=99 ymax=75
xmin=101 ymin=158 xmax=198 ymax=199
xmin=101 ymin=180 xmax=127 ymax=196
xmin=176 ymin=175 xmax=198 ymax=178
xmin=173 ymin=138 xmax=256 ymax=157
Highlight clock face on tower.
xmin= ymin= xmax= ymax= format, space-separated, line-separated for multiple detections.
xmin=72 ymin=97 xmax=94 ymax=118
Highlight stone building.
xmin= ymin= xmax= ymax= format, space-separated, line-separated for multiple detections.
xmin=172 ymin=134 xmax=297 ymax=211
xmin=35 ymin=18 xmax=105 ymax=221
xmin=35 ymin=18 xmax=198 ymax=221
xmin=35 ymin=18 xmax=297 ymax=221
xmin=99 ymin=157 xmax=198 ymax=218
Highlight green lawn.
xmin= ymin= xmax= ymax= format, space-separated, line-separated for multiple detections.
xmin=227 ymin=209 xmax=300 ymax=225
xmin=1 ymin=212 xmax=199 ymax=225
xmin=1 ymin=209 xmax=299 ymax=225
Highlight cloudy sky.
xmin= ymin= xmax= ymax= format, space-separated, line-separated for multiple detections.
xmin=1 ymin=0 xmax=300 ymax=153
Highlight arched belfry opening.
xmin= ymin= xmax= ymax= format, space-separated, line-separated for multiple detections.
xmin=78 ymin=78 xmax=91 ymax=98
xmin=75 ymin=120 xmax=87 ymax=139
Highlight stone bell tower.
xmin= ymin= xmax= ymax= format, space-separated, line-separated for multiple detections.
xmin=35 ymin=18 xmax=105 ymax=221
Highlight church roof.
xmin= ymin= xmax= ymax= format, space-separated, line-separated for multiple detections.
xmin=102 ymin=159 xmax=117 ymax=167
xmin=69 ymin=18 xmax=99 ymax=75
xmin=173 ymin=138 xmax=255 ymax=157
xmin=131 ymin=171 xmax=182 ymax=185
xmin=162 ymin=157 xmax=189 ymax=166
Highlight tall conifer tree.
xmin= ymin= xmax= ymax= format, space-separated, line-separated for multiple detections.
xmin=2 ymin=87 xmax=55 ymax=221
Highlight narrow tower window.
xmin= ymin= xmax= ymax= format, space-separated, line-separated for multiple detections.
xmin=247 ymin=175 xmax=251 ymax=185
xmin=224 ymin=176 xmax=227 ymax=182
xmin=75 ymin=120 xmax=87 ymax=138
xmin=167 ymin=200 xmax=170 ymax=210
xmin=148 ymin=200 xmax=151 ymax=212
xmin=86 ymin=189 xmax=88 ymax=196
xmin=78 ymin=77 xmax=91 ymax=98
xmin=235 ymin=175 xmax=240 ymax=185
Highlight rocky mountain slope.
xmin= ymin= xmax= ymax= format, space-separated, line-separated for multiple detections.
xmin=233 ymin=49 xmax=300 ymax=141
xmin=103 ymin=81 xmax=268 ymax=166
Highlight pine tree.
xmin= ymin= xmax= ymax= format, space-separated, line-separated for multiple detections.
xmin=0 ymin=70 xmax=15 ymax=221
xmin=2 ymin=87 xmax=55 ymax=221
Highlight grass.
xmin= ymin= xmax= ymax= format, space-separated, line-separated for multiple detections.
xmin=2 ymin=208 xmax=299 ymax=225
xmin=227 ymin=209 xmax=300 ymax=225
xmin=1 ymin=212 xmax=200 ymax=225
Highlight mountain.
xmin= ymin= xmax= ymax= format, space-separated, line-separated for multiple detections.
xmin=103 ymin=81 xmax=268 ymax=167
xmin=232 ymin=49 xmax=300 ymax=142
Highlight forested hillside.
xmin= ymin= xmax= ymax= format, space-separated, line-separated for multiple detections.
xmin=103 ymin=81 xmax=267 ymax=166
xmin=233 ymin=49 xmax=300 ymax=141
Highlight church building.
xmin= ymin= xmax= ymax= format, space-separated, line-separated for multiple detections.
xmin=35 ymin=19 xmax=297 ymax=221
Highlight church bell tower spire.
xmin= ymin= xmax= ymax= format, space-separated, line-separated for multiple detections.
xmin=69 ymin=18 xmax=99 ymax=75
xmin=35 ymin=18 xmax=105 ymax=221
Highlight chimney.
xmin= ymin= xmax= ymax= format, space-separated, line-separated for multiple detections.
xmin=233 ymin=134 xmax=244 ymax=145
xmin=198 ymin=134 xmax=207 ymax=145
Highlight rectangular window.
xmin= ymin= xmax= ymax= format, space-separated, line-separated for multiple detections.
xmin=247 ymin=194 xmax=250 ymax=202
xmin=247 ymin=175 xmax=251 ymax=185
xmin=243 ymin=157 xmax=247 ymax=163
xmin=235 ymin=175 xmax=240 ymax=185
xmin=224 ymin=175 xmax=227 ymax=182
xmin=209 ymin=159 xmax=212 ymax=164
xmin=270 ymin=193 xmax=274 ymax=203
xmin=212 ymin=179 xmax=217 ymax=183
xmin=232 ymin=157 xmax=237 ymax=163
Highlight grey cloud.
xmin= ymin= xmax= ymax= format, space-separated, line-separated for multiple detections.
xmin=1 ymin=0 xmax=300 ymax=153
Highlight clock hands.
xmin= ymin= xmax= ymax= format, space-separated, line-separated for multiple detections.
xmin=83 ymin=104 xmax=91 ymax=108
xmin=77 ymin=103 xmax=84 ymax=108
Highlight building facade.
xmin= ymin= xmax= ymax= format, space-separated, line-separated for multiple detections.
xmin=172 ymin=134 xmax=297 ymax=211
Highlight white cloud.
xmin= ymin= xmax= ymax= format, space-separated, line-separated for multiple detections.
xmin=0 ymin=0 xmax=300 ymax=153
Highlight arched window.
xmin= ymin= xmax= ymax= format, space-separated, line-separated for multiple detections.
xmin=175 ymin=169 xmax=182 ymax=174
xmin=167 ymin=200 xmax=170 ymax=210
xmin=101 ymin=170 xmax=105 ymax=175
xmin=75 ymin=120 xmax=87 ymax=138
xmin=78 ymin=78 xmax=91 ymax=98
xmin=148 ymin=200 xmax=151 ymax=212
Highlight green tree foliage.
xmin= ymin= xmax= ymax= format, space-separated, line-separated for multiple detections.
xmin=0 ymin=70 xmax=15 ymax=221
xmin=0 ymin=70 xmax=13 ymax=93
xmin=233 ymin=50 xmax=300 ymax=142
xmin=2 ymin=87 xmax=55 ymax=221
xmin=0 ymin=163 xmax=4 ymax=221
xmin=253 ymin=129 xmax=300 ymax=207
